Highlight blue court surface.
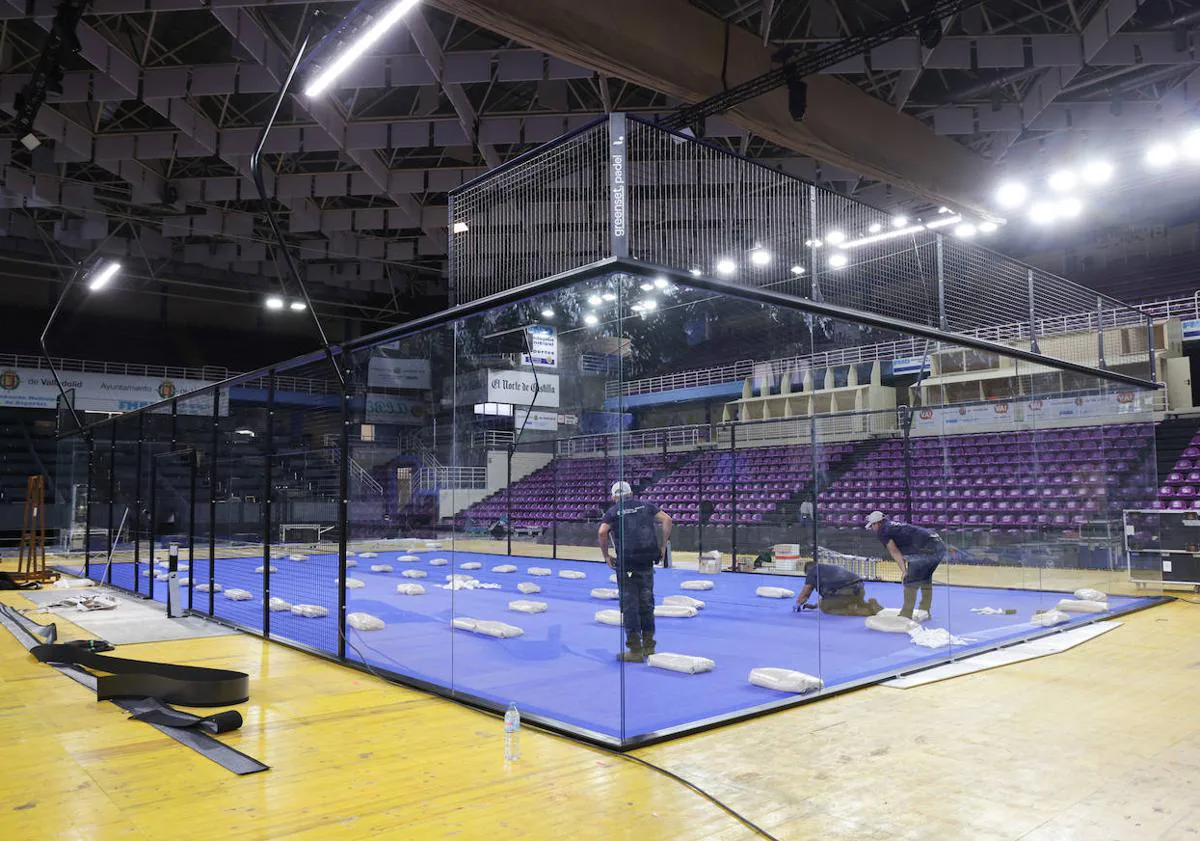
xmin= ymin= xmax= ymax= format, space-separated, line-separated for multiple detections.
xmin=92 ymin=551 xmax=1156 ymax=741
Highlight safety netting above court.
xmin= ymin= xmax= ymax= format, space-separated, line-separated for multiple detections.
xmin=448 ymin=115 xmax=1152 ymax=382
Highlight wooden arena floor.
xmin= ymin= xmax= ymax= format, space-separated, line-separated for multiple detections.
xmin=1 ymin=588 xmax=1197 ymax=841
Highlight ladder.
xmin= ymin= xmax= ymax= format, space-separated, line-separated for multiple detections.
xmin=17 ymin=476 xmax=58 ymax=585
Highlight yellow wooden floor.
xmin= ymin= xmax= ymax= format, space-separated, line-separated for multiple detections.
xmin=1 ymin=591 xmax=1197 ymax=841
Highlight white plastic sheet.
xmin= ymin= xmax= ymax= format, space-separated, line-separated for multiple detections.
xmin=748 ymin=667 xmax=823 ymax=694
xmin=878 ymin=607 xmax=930 ymax=622
xmin=347 ymin=612 xmax=385 ymax=631
xmin=508 ymin=600 xmax=548 ymax=614
xmin=908 ymin=627 xmax=976 ymax=648
xmin=291 ymin=604 xmax=328 ymax=618
xmin=1031 ymin=609 xmax=1071 ymax=627
xmin=755 ymin=586 xmax=795 ymax=599
xmin=452 ymin=617 xmax=524 ymax=638
xmin=647 ymin=653 xmax=715 ymax=674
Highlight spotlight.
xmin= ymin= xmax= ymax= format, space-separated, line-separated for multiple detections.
xmin=829 ymin=254 xmax=848 ymax=269
xmin=653 ymin=276 xmax=669 ymax=289
xmin=289 ymin=300 xmax=307 ymax=311
xmin=1047 ymin=170 xmax=1077 ymax=192
xmin=749 ymin=249 xmax=771 ymax=266
xmin=602 ymin=292 xmax=616 ymax=302
xmin=1028 ymin=201 xmax=1058 ymax=225
xmin=588 ymin=294 xmax=603 ymax=306
xmin=715 ymin=258 xmax=736 ymax=276
xmin=825 ymin=230 xmax=846 ymax=246
xmin=452 ymin=222 xmax=469 ymax=233
xmin=641 ymin=299 xmax=658 ymax=311
xmin=789 ymin=265 xmax=805 ymax=276
xmin=995 ymin=182 xmax=1028 ymax=209
xmin=1183 ymin=130 xmax=1200 ymax=161
xmin=891 ymin=216 xmax=908 ymax=228
xmin=1145 ymin=142 xmax=1177 ymax=169
xmin=1081 ymin=160 xmax=1113 ymax=185
xmin=234 ymin=428 xmax=256 ymax=437
xmin=87 ymin=261 xmax=121 ymax=291
xmin=689 ymin=268 xmax=702 ymax=277
xmin=937 ymin=207 xmax=950 ymax=214
xmin=541 ymin=307 xmax=555 ymax=318
xmin=1058 ymin=197 xmax=1083 ymax=219
xmin=954 ymin=223 xmax=977 ymax=238
xmin=583 ymin=313 xmax=599 ymax=326
xmin=979 ymin=221 xmax=998 ymax=234
xmin=265 ymin=295 xmax=285 ymax=310
xmin=640 ymin=282 xmax=654 ymax=292
xmin=305 ymin=0 xmax=421 ymax=97
xmin=868 ymin=223 xmax=882 ymax=234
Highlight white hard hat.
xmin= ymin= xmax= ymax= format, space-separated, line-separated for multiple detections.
xmin=611 ymin=481 xmax=632 ymax=498
xmin=865 ymin=510 xmax=885 ymax=528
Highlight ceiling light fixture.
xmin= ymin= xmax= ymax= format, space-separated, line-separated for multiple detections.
xmin=995 ymin=181 xmax=1028 ymax=209
xmin=829 ymin=253 xmax=848 ymax=269
xmin=749 ymin=249 xmax=771 ymax=266
xmin=715 ymin=258 xmax=736 ymax=276
xmin=265 ymin=295 xmax=285 ymax=310
xmin=1047 ymin=170 xmax=1077 ymax=192
xmin=825 ymin=230 xmax=846 ymax=246
xmin=87 ymin=261 xmax=121 ymax=291
xmin=305 ymin=0 xmax=422 ymax=97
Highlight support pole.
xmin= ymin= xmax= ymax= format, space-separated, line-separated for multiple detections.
xmin=262 ymin=373 xmax=275 ymax=638
xmin=186 ymin=450 xmax=198 ymax=612
xmin=84 ymin=435 xmax=94 ymax=580
xmin=208 ymin=391 xmax=219 ymax=617
xmin=337 ymin=364 xmax=350 ymax=661
xmin=506 ymin=444 xmax=514 ymax=557
xmin=133 ymin=413 xmax=143 ymax=594
xmin=731 ymin=424 xmax=738 ymax=567
xmin=935 ymin=234 xmax=948 ymax=330
xmin=106 ymin=422 xmax=116 ymax=585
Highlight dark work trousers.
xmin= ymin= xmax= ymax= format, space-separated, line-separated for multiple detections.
xmin=620 ymin=567 xmax=656 ymax=643
xmin=901 ymin=540 xmax=947 ymax=618
xmin=819 ymin=582 xmax=880 ymax=616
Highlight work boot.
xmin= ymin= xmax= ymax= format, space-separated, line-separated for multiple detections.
xmin=642 ymin=634 xmax=657 ymax=657
xmin=619 ymin=634 xmax=645 ymax=663
xmin=867 ymin=598 xmax=883 ymax=615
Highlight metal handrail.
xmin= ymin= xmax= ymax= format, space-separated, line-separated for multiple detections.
xmin=604 ymin=292 xmax=1194 ymax=399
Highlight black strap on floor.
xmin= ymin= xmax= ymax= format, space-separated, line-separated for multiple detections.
xmin=0 ymin=604 xmax=268 ymax=775
xmin=30 ymin=643 xmax=250 ymax=706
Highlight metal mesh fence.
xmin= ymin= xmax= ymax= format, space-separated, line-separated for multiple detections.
xmin=449 ymin=119 xmax=611 ymax=306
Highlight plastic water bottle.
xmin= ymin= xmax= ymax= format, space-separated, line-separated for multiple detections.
xmin=503 ymin=702 xmax=521 ymax=762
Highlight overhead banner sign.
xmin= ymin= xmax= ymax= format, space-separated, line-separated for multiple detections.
xmin=367 ymin=354 xmax=431 ymax=390
xmin=515 ymin=409 xmax=559 ymax=431
xmin=364 ymin=393 xmax=430 ymax=426
xmin=0 ymin=367 xmax=220 ymax=415
xmin=487 ymin=370 xmax=559 ymax=408
xmin=912 ymin=393 xmax=1147 ymax=432
xmin=522 ymin=325 xmax=557 ymax=368
xmin=893 ymin=356 xmax=932 ymax=376
xmin=1182 ymin=320 xmax=1200 ymax=342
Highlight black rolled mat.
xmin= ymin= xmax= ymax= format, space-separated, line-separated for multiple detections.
xmin=31 ymin=643 xmax=250 ymax=707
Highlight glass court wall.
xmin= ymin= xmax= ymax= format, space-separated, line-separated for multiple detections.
xmin=52 ymin=115 xmax=1165 ymax=748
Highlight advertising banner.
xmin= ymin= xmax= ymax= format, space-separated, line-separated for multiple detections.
xmin=0 ymin=367 xmax=220 ymax=415
xmin=487 ymin=370 xmax=560 ymax=408
xmin=367 ymin=354 xmax=432 ymax=390
xmin=364 ymin=393 xmax=430 ymax=426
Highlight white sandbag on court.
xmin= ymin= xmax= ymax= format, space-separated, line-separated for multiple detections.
xmin=681 ymin=580 xmax=714 ymax=591
xmin=866 ymin=614 xmax=918 ymax=633
xmin=429 ymin=558 xmax=448 ymax=566
xmin=446 ymin=574 xmax=476 ymax=584
xmin=195 ymin=583 xmax=222 ymax=592
xmin=369 ymin=564 xmax=393 ymax=573
xmin=654 ymin=604 xmax=698 ymax=618
xmin=1056 ymin=598 xmax=1108 ymax=614
xmin=648 ymin=653 xmax=715 ymax=674
xmin=508 ymin=600 xmax=548 ymax=614
xmin=749 ymin=667 xmax=823 ymax=695
xmin=517 ymin=582 xmax=541 ymax=595
xmin=359 ymin=552 xmax=378 ymax=559
xmin=268 ymin=597 xmax=292 ymax=612
xmin=970 ymin=607 xmax=1008 ymax=615
xmin=223 ymin=588 xmax=253 ymax=601
xmin=877 ymin=607 xmax=930 ymax=622
xmin=402 ymin=569 xmax=427 ymax=579
xmin=395 ymin=583 xmax=426 ymax=596
xmin=461 ymin=562 xmax=482 ymax=570
xmin=347 ymin=612 xmax=385 ymax=631
xmin=1073 ymin=588 xmax=1107 ymax=603
xmin=452 ymin=617 xmax=524 ymax=638
xmin=288 ymin=554 xmax=307 ymax=561
xmin=426 ymin=542 xmax=444 ymax=550
xmin=908 ymin=627 xmax=976 ymax=649
xmin=254 ymin=565 xmax=279 ymax=574
xmin=153 ymin=571 xmax=170 ymax=581
xmin=591 ymin=588 xmax=619 ymax=600
xmin=558 ymin=570 xmax=586 ymax=579
xmin=291 ymin=604 xmax=328 ymax=618
xmin=398 ymin=555 xmax=421 ymax=563
xmin=345 ymin=559 xmax=358 ymax=568
xmin=1031 ymin=609 xmax=1071 ymax=627
xmin=609 ymin=573 xmax=618 ymax=583
xmin=528 ymin=567 xmax=551 ymax=576
xmin=594 ymin=609 xmax=622 ymax=626
xmin=755 ymin=586 xmax=794 ymax=599
xmin=491 ymin=564 xmax=517 ymax=573
xmin=664 ymin=595 xmax=705 ymax=610
xmin=344 ymin=577 xmax=365 ymax=589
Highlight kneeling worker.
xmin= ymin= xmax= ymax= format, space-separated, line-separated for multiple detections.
xmin=598 ymin=481 xmax=674 ymax=662
xmin=794 ymin=561 xmax=882 ymax=616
